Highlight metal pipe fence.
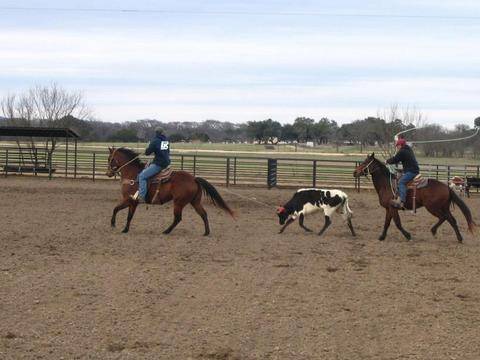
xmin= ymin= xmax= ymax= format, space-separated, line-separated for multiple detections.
xmin=0 ymin=147 xmax=479 ymax=193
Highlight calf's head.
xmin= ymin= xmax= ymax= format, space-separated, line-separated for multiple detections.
xmin=276 ymin=206 xmax=291 ymax=225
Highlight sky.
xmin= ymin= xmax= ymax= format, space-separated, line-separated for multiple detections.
xmin=0 ymin=1 xmax=479 ymax=128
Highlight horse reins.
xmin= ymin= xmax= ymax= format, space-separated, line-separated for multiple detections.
xmin=362 ymin=159 xmax=397 ymax=197
xmin=361 ymin=159 xmax=377 ymax=176
xmin=109 ymin=149 xmax=141 ymax=175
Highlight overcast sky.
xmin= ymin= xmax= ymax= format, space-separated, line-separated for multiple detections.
xmin=0 ymin=1 xmax=479 ymax=127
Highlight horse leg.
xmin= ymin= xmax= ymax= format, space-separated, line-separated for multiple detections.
xmin=163 ymin=203 xmax=184 ymax=235
xmin=299 ymin=213 xmax=312 ymax=232
xmin=111 ymin=200 xmax=129 ymax=227
xmin=445 ymin=210 xmax=463 ymax=242
xmin=318 ymin=215 xmax=332 ymax=236
xmin=378 ymin=208 xmax=393 ymax=241
xmin=430 ymin=215 xmax=446 ymax=237
xmin=392 ymin=210 xmax=411 ymax=240
xmin=122 ymin=201 xmax=138 ymax=233
xmin=191 ymin=201 xmax=210 ymax=236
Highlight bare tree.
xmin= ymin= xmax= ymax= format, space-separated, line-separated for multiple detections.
xmin=1 ymin=83 xmax=90 ymax=168
xmin=377 ymin=104 xmax=425 ymax=159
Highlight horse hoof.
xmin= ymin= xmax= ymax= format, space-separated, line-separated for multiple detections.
xmin=405 ymin=233 xmax=412 ymax=241
xmin=163 ymin=230 xmax=171 ymax=235
xmin=378 ymin=235 xmax=385 ymax=241
xmin=203 ymin=232 xmax=209 ymax=236
xmin=111 ymin=222 xmax=116 ymax=228
xmin=121 ymin=229 xmax=129 ymax=233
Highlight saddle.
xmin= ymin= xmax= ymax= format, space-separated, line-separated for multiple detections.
xmin=123 ymin=166 xmax=173 ymax=187
xmin=406 ymin=174 xmax=429 ymax=189
xmin=393 ymin=173 xmax=429 ymax=214
xmin=149 ymin=166 xmax=173 ymax=185
xmin=147 ymin=167 xmax=174 ymax=204
xmin=393 ymin=173 xmax=429 ymax=191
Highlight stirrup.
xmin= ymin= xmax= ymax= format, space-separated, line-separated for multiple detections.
xmin=131 ymin=191 xmax=140 ymax=200
xmin=390 ymin=198 xmax=404 ymax=209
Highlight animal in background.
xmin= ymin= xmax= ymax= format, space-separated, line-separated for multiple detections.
xmin=276 ymin=188 xmax=356 ymax=237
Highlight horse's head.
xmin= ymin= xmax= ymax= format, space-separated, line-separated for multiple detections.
xmin=106 ymin=147 xmax=118 ymax=177
xmin=353 ymin=152 xmax=382 ymax=178
xmin=106 ymin=147 xmax=144 ymax=177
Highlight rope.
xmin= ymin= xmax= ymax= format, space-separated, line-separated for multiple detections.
xmin=221 ymin=187 xmax=273 ymax=208
xmin=394 ymin=127 xmax=479 ymax=145
xmin=411 ymin=128 xmax=479 ymax=144
xmin=111 ymin=153 xmax=141 ymax=174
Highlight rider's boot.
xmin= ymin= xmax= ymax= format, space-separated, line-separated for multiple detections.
xmin=390 ymin=197 xmax=404 ymax=209
xmin=130 ymin=190 xmax=146 ymax=203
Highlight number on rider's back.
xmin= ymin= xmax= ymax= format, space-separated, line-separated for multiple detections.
xmin=161 ymin=141 xmax=169 ymax=150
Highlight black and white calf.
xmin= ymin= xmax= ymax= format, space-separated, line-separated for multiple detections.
xmin=276 ymin=188 xmax=356 ymax=236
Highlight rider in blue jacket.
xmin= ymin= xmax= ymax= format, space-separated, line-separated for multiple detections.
xmin=133 ymin=127 xmax=171 ymax=203
xmin=386 ymin=137 xmax=419 ymax=209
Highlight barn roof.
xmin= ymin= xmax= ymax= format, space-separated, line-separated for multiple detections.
xmin=0 ymin=126 xmax=80 ymax=138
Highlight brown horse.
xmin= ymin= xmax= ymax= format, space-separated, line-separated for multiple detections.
xmin=353 ymin=153 xmax=475 ymax=242
xmin=106 ymin=147 xmax=234 ymax=235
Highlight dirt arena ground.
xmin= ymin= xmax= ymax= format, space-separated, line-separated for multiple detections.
xmin=1 ymin=177 xmax=480 ymax=359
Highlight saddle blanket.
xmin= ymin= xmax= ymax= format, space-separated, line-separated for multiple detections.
xmin=407 ymin=174 xmax=428 ymax=189
xmin=151 ymin=166 xmax=173 ymax=184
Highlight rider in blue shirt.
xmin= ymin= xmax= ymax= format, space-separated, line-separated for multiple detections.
xmin=133 ymin=127 xmax=171 ymax=203
xmin=386 ymin=138 xmax=419 ymax=209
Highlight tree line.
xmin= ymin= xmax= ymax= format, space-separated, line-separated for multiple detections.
xmin=1 ymin=84 xmax=479 ymax=158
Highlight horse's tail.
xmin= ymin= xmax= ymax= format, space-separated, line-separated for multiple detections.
xmin=195 ymin=177 xmax=235 ymax=218
xmin=450 ymin=188 xmax=476 ymax=233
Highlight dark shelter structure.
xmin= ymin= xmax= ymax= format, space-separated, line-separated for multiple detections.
xmin=0 ymin=126 xmax=80 ymax=179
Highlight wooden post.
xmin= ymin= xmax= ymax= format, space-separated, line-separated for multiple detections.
xmin=226 ymin=157 xmax=230 ymax=187
xmin=193 ymin=155 xmax=196 ymax=176
xmin=5 ymin=149 xmax=8 ymax=177
xmin=92 ymin=152 xmax=96 ymax=181
xmin=65 ymin=137 xmax=68 ymax=177
xmin=234 ymin=157 xmax=237 ymax=185
xmin=74 ymin=139 xmax=77 ymax=179
xmin=355 ymin=161 xmax=359 ymax=192
xmin=312 ymin=160 xmax=317 ymax=188
xmin=181 ymin=155 xmax=184 ymax=170
xmin=48 ymin=152 xmax=53 ymax=180
xmin=34 ymin=148 xmax=38 ymax=176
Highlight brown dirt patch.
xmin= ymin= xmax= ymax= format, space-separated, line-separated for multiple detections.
xmin=1 ymin=177 xmax=480 ymax=359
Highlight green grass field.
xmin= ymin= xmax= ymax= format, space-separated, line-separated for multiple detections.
xmin=52 ymin=141 xmax=480 ymax=165
xmin=1 ymin=141 xmax=479 ymax=167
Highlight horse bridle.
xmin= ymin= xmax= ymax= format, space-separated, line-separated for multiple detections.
xmin=108 ymin=149 xmax=140 ymax=175
xmin=358 ymin=158 xmax=380 ymax=177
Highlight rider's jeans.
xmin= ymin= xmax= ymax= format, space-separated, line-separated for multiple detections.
xmin=398 ymin=171 xmax=418 ymax=203
xmin=138 ymin=163 xmax=162 ymax=199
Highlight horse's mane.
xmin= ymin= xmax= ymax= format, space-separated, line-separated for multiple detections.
xmin=116 ymin=147 xmax=145 ymax=168
xmin=372 ymin=157 xmax=396 ymax=179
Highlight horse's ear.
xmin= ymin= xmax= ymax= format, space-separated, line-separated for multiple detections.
xmin=371 ymin=152 xmax=375 ymax=158
xmin=108 ymin=146 xmax=112 ymax=152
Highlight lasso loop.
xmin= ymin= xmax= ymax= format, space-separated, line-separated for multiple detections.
xmin=394 ymin=127 xmax=479 ymax=145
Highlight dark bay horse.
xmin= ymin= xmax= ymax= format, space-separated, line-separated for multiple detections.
xmin=106 ymin=147 xmax=234 ymax=235
xmin=353 ymin=153 xmax=475 ymax=242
